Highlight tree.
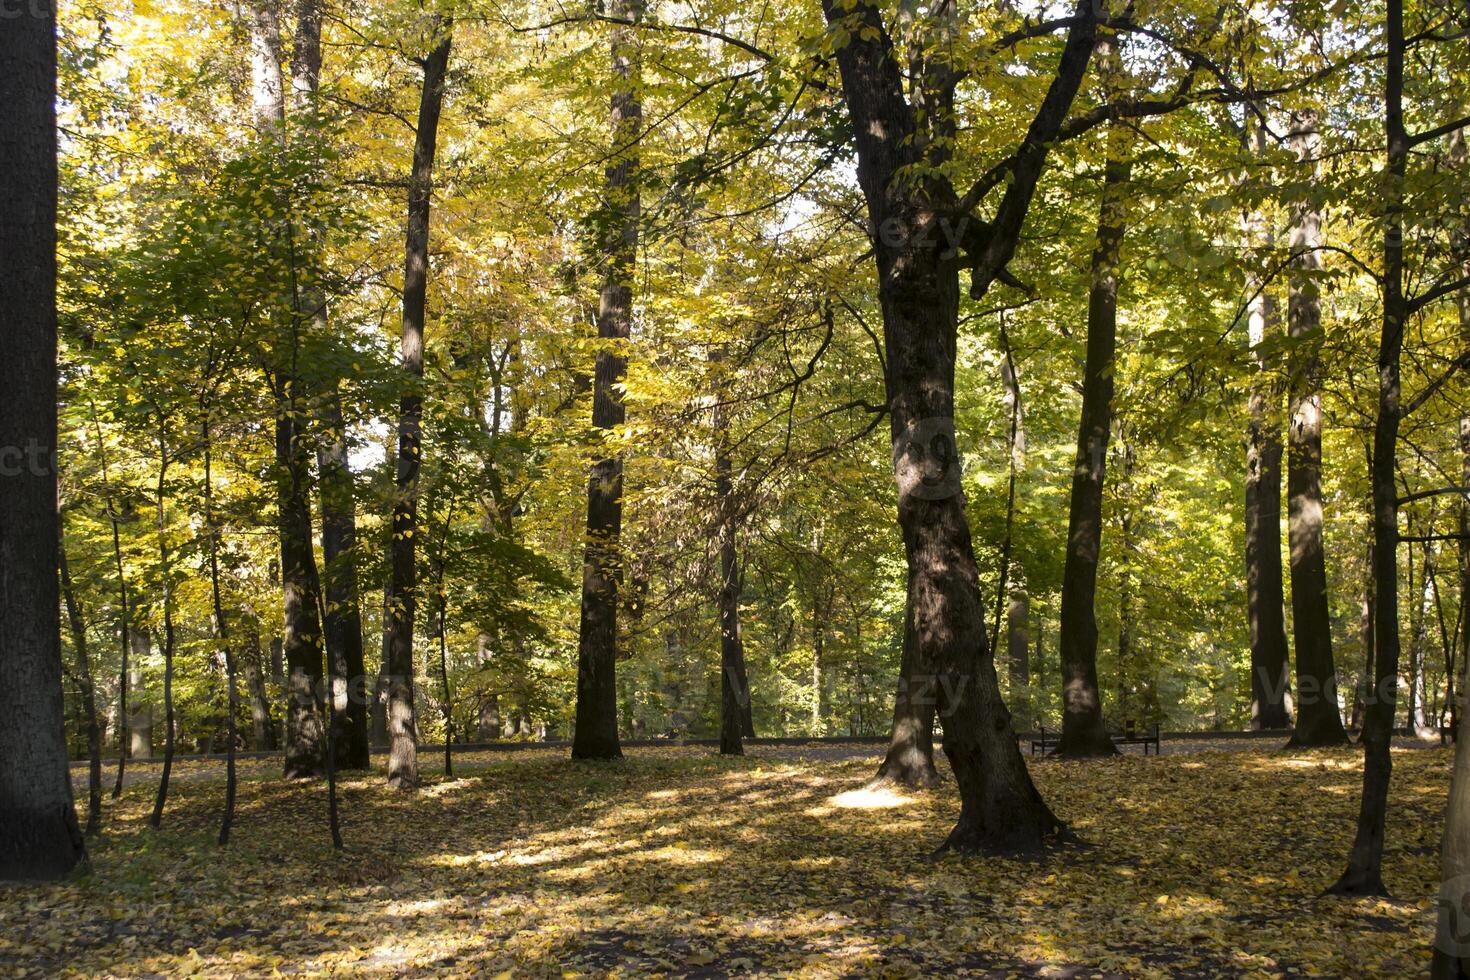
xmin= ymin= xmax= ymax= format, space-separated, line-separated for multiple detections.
xmin=1241 ymin=110 xmax=1293 ymax=733
xmin=573 ymin=0 xmax=643 ymax=761
xmin=822 ymin=0 xmax=1102 ymax=850
xmin=1283 ymin=107 xmax=1348 ymax=748
xmin=386 ymin=17 xmax=453 ymax=789
xmin=0 ymin=0 xmax=88 ymax=878
xmin=1055 ymin=34 xmax=1130 ymax=759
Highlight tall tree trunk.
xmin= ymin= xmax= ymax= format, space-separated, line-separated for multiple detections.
xmin=1002 ymin=337 xmax=1031 ymax=732
xmin=1431 ymin=102 xmax=1470 ymax=980
xmin=148 ymin=437 xmax=177 ymax=830
xmin=1329 ymin=0 xmax=1409 ymax=895
xmin=714 ymin=350 xmax=750 ymax=754
xmin=1115 ymin=426 xmax=1136 ymax=727
xmin=1243 ymin=108 xmax=1294 ymax=732
xmin=0 ymin=0 xmax=85 ymax=876
xmin=202 ymin=424 xmax=241 ymax=845
xmin=1285 ymin=108 xmax=1349 ymax=747
xmin=277 ymin=408 xmax=327 ymax=779
xmin=824 ymin=0 xmax=1093 ymax=851
xmin=59 ymin=532 xmax=102 ymax=836
xmin=318 ymin=389 xmax=370 ymax=769
xmin=386 ymin=20 xmax=452 ymax=789
xmin=1056 ymin=66 xmax=1129 ymax=758
xmin=574 ymin=0 xmax=642 ymax=761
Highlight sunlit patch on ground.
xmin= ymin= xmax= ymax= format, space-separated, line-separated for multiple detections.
xmin=9 ymin=744 xmax=1450 ymax=977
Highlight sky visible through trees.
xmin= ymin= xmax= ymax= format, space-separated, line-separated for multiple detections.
xmin=2 ymin=0 xmax=1470 ymax=975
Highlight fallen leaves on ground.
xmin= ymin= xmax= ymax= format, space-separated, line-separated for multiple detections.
xmin=0 ymin=744 xmax=1449 ymax=977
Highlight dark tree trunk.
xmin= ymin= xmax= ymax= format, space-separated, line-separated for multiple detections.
xmin=1056 ymin=88 xmax=1128 ymax=758
xmin=1001 ymin=342 xmax=1031 ymax=732
xmin=574 ymin=0 xmax=642 ymax=761
xmin=277 ymin=410 xmax=327 ymax=779
xmin=825 ymin=0 xmax=1094 ymax=851
xmin=1243 ymin=108 xmax=1293 ymax=733
xmin=1329 ymin=0 xmax=1409 ymax=895
xmin=59 ymin=534 xmax=103 ymax=836
xmin=1284 ymin=109 xmax=1348 ymax=748
xmin=877 ymin=589 xmax=941 ymax=787
xmin=200 ymin=425 xmax=242 ymax=846
xmin=386 ymin=21 xmax=452 ymax=790
xmin=317 ymin=388 xmax=370 ymax=769
xmin=0 ymin=0 xmax=85 ymax=876
xmin=714 ymin=351 xmax=750 ymax=754
xmin=148 ymin=439 xmax=177 ymax=830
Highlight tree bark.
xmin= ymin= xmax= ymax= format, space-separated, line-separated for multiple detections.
xmin=148 ymin=436 xmax=177 ymax=830
xmin=386 ymin=19 xmax=452 ymax=789
xmin=1243 ymin=109 xmax=1294 ymax=733
xmin=1431 ymin=101 xmax=1470 ymax=980
xmin=1284 ymin=108 xmax=1349 ymax=747
xmin=1056 ymin=60 xmax=1129 ymax=757
xmin=714 ymin=350 xmax=750 ymax=754
xmin=244 ymin=628 xmax=277 ymax=751
xmin=573 ymin=0 xmax=642 ymax=761
xmin=59 ymin=532 xmax=102 ymax=836
xmin=0 ymin=0 xmax=85 ymax=876
xmin=318 ymin=388 xmax=370 ymax=769
xmin=825 ymin=0 xmax=1092 ymax=851
xmin=1329 ymin=0 xmax=1409 ymax=895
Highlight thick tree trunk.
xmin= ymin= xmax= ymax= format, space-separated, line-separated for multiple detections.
xmin=318 ymin=389 xmax=370 ymax=769
xmin=825 ymin=0 xmax=1094 ymax=851
xmin=277 ymin=411 xmax=327 ymax=779
xmin=1329 ymin=2 xmax=1408 ymax=895
xmin=1056 ymin=106 xmax=1129 ymax=758
xmin=574 ymin=0 xmax=642 ymax=761
xmin=386 ymin=21 xmax=452 ymax=789
xmin=1243 ymin=110 xmax=1294 ymax=732
xmin=1284 ymin=109 xmax=1349 ymax=747
xmin=876 ymin=589 xmax=941 ymax=786
xmin=59 ymin=534 xmax=102 ymax=836
xmin=0 ymin=0 xmax=85 ymax=876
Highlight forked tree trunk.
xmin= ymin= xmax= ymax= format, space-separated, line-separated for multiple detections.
xmin=0 ymin=0 xmax=85 ymax=876
xmin=386 ymin=20 xmax=453 ymax=789
xmin=574 ymin=0 xmax=642 ymax=761
xmin=1329 ymin=0 xmax=1409 ymax=895
xmin=1056 ymin=73 xmax=1129 ymax=758
xmin=1284 ymin=109 xmax=1349 ymax=747
xmin=825 ymin=0 xmax=1094 ymax=851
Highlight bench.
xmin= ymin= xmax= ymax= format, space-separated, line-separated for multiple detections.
xmin=1028 ymin=722 xmax=1161 ymax=756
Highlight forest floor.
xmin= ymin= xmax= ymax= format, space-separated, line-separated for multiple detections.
xmin=7 ymin=743 xmax=1450 ymax=978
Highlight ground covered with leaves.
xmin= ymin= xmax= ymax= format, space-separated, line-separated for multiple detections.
xmin=2 ymin=744 xmax=1451 ymax=977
